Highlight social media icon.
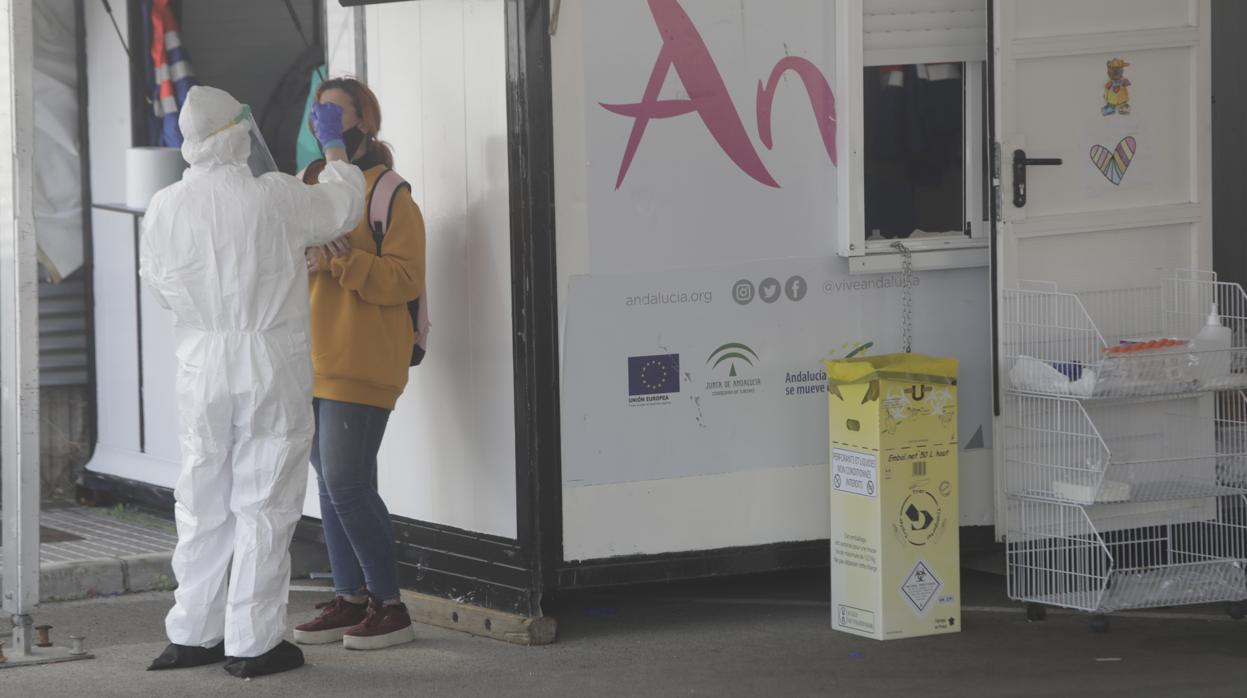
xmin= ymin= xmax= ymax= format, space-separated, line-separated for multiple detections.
xmin=785 ymin=275 xmax=807 ymax=302
xmin=759 ymin=278 xmax=781 ymax=303
xmin=733 ymin=279 xmax=755 ymax=305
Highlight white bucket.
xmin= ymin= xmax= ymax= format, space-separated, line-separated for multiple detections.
xmin=125 ymin=147 xmax=187 ymax=210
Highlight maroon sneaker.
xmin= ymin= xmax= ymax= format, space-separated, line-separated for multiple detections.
xmin=293 ymin=596 xmax=369 ymax=645
xmin=343 ymin=598 xmax=416 ymax=650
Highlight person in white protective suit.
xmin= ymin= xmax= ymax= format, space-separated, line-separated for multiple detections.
xmin=139 ymin=85 xmax=364 ymax=679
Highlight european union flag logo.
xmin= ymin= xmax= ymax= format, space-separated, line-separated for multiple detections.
xmin=628 ymin=354 xmax=680 ymax=396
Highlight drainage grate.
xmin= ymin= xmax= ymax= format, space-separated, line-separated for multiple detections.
xmin=0 ymin=506 xmax=176 ymax=565
xmin=0 ymin=524 xmax=85 ymax=543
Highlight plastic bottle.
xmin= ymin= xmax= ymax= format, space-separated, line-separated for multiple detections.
xmin=1194 ymin=302 xmax=1232 ymax=383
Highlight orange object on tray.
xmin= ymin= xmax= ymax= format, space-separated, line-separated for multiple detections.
xmin=1102 ymin=338 xmax=1188 ymax=354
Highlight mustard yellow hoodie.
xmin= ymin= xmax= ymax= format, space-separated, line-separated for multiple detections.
xmin=308 ymin=163 xmax=426 ymax=409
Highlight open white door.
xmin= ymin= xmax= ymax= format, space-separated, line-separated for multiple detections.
xmin=990 ymin=1 xmax=1213 ymax=533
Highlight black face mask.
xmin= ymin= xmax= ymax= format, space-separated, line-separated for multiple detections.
xmin=342 ymin=127 xmax=367 ymax=160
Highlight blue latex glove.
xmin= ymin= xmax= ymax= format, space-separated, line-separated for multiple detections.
xmin=311 ymin=101 xmax=345 ymax=151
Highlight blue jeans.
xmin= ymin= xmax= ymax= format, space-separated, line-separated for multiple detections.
xmin=311 ymin=398 xmax=401 ymax=601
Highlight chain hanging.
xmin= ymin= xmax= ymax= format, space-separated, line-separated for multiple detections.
xmin=891 ymin=241 xmax=914 ymax=353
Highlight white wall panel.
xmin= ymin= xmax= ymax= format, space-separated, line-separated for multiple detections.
xmin=85 ymin=0 xmax=141 ymax=459
xmin=327 ymin=0 xmax=517 ymax=537
xmin=554 ymin=0 xmax=995 ymax=560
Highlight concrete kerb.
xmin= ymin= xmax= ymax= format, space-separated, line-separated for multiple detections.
xmin=0 ymin=552 xmax=176 ymax=603
xmin=39 ymin=559 xmax=127 ymax=601
xmin=121 ymin=552 xmax=177 ymax=594
xmin=5 ymin=551 xmax=555 ymax=647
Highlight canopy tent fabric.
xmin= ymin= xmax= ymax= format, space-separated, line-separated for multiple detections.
xmin=295 ymin=63 xmax=326 ymax=173
xmin=259 ymin=44 xmax=325 ymax=175
xmin=32 ymin=0 xmax=82 ymax=281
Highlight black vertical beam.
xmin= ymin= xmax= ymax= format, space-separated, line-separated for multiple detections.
xmin=987 ymin=0 xmax=1000 ymax=418
xmin=126 ymin=0 xmax=146 ymax=147
xmin=505 ymin=0 xmax=563 ymax=617
xmin=312 ymin=0 xmax=324 ymax=54
xmin=354 ymin=7 xmax=368 ymax=83
xmin=132 ymin=215 xmax=145 ymax=453
xmin=125 ymin=0 xmax=147 ymax=450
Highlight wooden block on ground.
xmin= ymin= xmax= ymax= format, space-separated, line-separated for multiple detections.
xmin=400 ymin=590 xmax=558 ymax=646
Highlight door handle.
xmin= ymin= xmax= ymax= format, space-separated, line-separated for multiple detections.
xmin=1012 ymin=149 xmax=1063 ymax=208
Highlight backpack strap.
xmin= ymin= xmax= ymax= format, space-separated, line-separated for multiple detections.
xmin=365 ymin=168 xmax=429 ymax=366
xmin=368 ymin=168 xmax=409 ymax=252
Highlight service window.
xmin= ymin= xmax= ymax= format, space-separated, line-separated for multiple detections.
xmin=836 ymin=0 xmax=988 ymax=273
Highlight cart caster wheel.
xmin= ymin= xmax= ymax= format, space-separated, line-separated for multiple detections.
xmin=1228 ymin=602 xmax=1246 ymax=620
xmin=1026 ymin=604 xmax=1047 ymax=622
xmin=1090 ymin=615 xmax=1110 ymax=633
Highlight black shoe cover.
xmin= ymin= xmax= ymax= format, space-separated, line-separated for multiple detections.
xmin=223 ymin=640 xmax=305 ymax=679
xmin=147 ymin=642 xmax=226 ymax=670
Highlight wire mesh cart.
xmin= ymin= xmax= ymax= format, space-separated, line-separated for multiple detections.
xmin=1002 ymin=271 xmax=1247 ymax=631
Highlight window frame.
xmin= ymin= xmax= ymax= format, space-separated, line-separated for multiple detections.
xmin=835 ymin=0 xmax=990 ymax=274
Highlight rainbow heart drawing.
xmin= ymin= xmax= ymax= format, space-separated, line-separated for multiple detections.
xmin=1089 ymin=136 xmax=1137 ymax=186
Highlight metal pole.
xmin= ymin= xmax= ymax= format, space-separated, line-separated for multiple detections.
xmin=0 ymin=0 xmax=41 ymax=657
xmin=353 ymin=6 xmax=367 ymax=83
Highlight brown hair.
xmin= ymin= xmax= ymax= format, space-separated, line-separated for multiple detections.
xmin=308 ymin=77 xmax=394 ymax=170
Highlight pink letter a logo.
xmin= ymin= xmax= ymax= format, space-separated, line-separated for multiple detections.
xmin=602 ymin=0 xmax=836 ymax=189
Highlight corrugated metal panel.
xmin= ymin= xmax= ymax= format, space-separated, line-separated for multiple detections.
xmin=39 ymin=273 xmax=89 ymax=387
xmin=864 ymin=0 xmax=988 ymax=66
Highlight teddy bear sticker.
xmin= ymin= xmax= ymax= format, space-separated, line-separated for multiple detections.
xmin=1102 ymin=58 xmax=1131 ymax=116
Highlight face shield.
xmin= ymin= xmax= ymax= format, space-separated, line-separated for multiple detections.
xmin=209 ymin=104 xmax=278 ymax=176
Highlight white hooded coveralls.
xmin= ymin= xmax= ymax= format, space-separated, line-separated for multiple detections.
xmin=139 ymin=86 xmax=365 ymax=658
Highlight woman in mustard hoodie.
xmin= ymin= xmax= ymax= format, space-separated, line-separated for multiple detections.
xmin=292 ymin=78 xmax=424 ymax=650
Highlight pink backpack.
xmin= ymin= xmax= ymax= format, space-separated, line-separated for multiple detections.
xmin=367 ymin=169 xmax=429 ymax=366
xmin=302 ymin=163 xmax=429 ymax=366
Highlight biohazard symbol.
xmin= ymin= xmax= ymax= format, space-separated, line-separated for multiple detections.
xmin=898 ymin=491 xmax=942 ymax=546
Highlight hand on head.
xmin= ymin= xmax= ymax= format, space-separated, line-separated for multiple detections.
xmin=311 ymin=102 xmax=346 ymax=151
